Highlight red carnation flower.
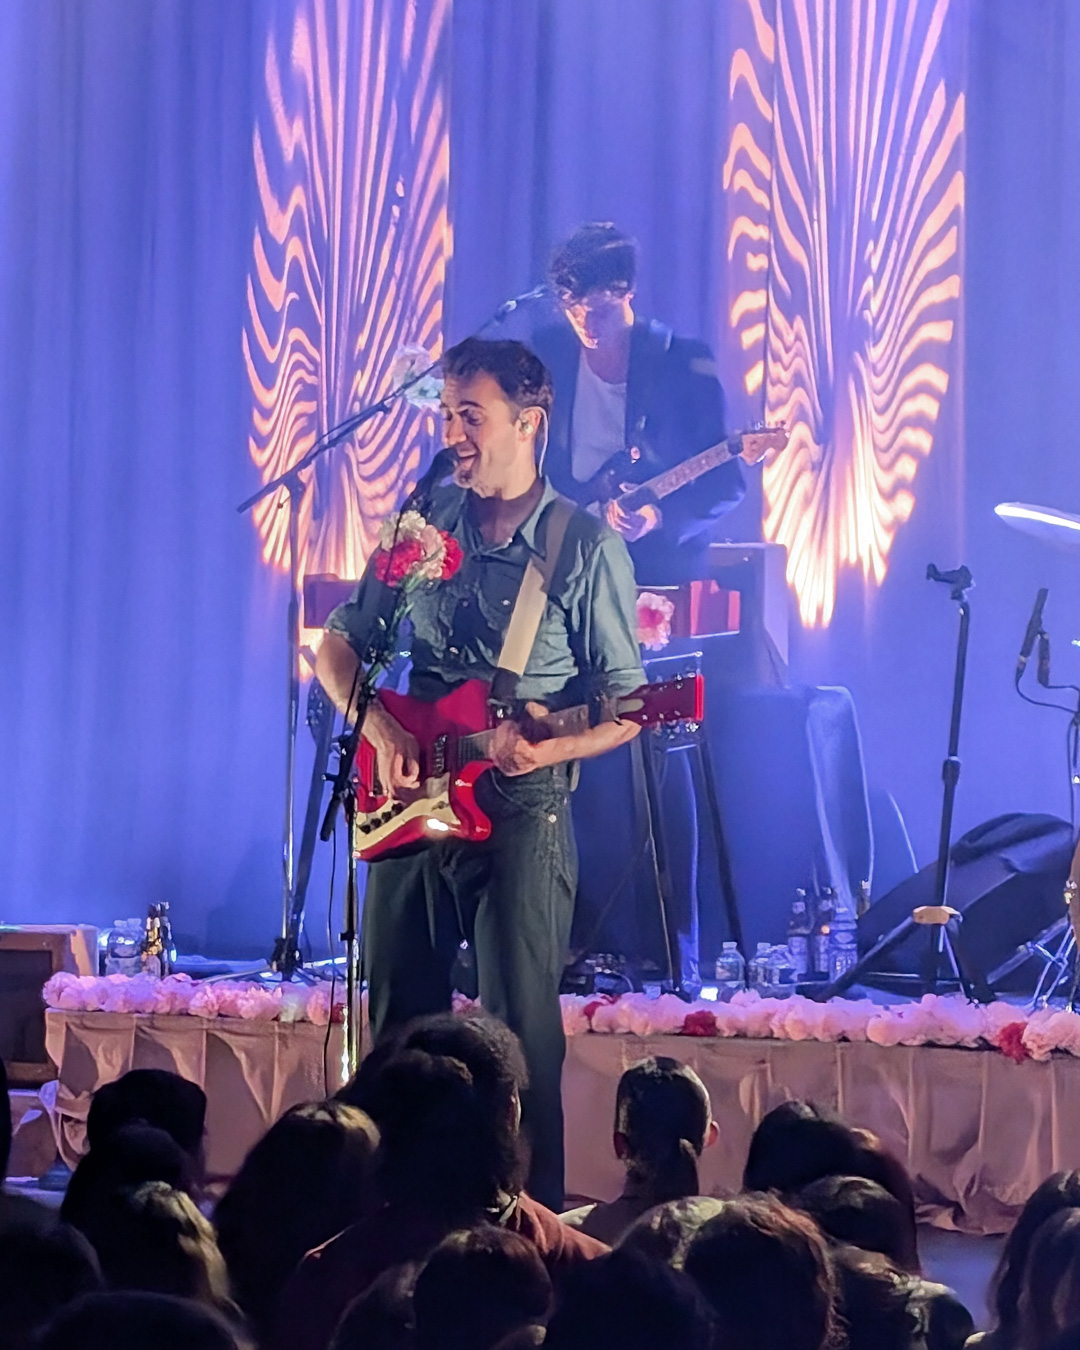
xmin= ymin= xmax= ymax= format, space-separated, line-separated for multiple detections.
xmin=682 ymin=1009 xmax=719 ymax=1038
xmin=440 ymin=533 xmax=464 ymax=579
xmin=374 ymin=537 xmax=426 ymax=586
xmin=995 ymin=1021 xmax=1031 ymax=1064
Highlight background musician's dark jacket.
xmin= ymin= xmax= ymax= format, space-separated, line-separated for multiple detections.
xmin=532 ymin=315 xmax=745 ymax=583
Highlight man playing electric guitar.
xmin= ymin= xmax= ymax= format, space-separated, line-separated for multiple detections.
xmin=315 ymin=337 xmax=646 ymax=1209
xmin=531 ymin=221 xmax=746 ymax=585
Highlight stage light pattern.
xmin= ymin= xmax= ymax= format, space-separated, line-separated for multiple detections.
xmin=244 ymin=0 xmax=450 ymax=595
xmin=725 ymin=0 xmax=964 ymax=626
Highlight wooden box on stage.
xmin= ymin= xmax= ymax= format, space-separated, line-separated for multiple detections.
xmin=0 ymin=925 xmax=97 ymax=1086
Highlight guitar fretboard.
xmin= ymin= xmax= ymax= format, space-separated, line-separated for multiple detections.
xmin=455 ymin=704 xmax=595 ymax=764
xmin=625 ymin=438 xmax=736 ymax=506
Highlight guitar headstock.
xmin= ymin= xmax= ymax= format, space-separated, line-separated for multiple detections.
xmin=613 ymin=674 xmax=705 ymax=727
xmin=736 ymin=424 xmax=789 ymax=466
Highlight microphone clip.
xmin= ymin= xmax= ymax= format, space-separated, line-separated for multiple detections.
xmin=926 ymin=563 xmax=974 ymax=602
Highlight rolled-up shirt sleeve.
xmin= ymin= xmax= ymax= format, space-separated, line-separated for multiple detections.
xmin=572 ymin=530 xmax=647 ymax=696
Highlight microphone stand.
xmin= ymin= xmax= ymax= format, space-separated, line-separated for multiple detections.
xmin=318 ymin=450 xmax=451 ymax=1075
xmin=817 ymin=564 xmax=993 ymax=1003
xmin=237 ymin=363 xmax=442 ymax=981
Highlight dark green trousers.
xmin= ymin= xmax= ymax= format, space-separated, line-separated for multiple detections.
xmin=362 ymin=763 xmax=577 ymax=1210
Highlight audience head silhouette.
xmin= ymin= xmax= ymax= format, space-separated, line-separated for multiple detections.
xmin=684 ymin=1193 xmax=840 ymax=1350
xmin=36 ymin=1291 xmax=251 ymax=1350
xmin=61 ymin=1122 xmax=194 ymax=1235
xmin=0 ymin=1220 xmax=102 ymax=1350
xmin=366 ymin=1012 xmax=529 ymax=1216
xmin=544 ymin=1247 xmax=715 ymax=1350
xmin=214 ymin=1100 xmax=379 ymax=1334
xmin=86 ymin=1068 xmax=206 ymax=1159
xmin=79 ymin=1181 xmax=234 ymax=1315
xmin=412 ymin=1227 xmax=551 ymax=1350
xmin=989 ymin=1169 xmax=1080 ymax=1343
xmin=613 ymin=1058 xmax=715 ymax=1206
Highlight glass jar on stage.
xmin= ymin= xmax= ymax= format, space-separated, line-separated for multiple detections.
xmin=103 ymin=919 xmax=144 ymax=977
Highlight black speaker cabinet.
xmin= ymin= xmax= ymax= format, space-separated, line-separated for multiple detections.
xmin=857 ymin=814 xmax=1074 ymax=990
xmin=0 ymin=929 xmax=70 ymax=1086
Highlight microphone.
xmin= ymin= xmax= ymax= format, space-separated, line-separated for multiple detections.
xmin=400 ymin=446 xmax=456 ymax=515
xmin=1038 ymin=632 xmax=1052 ymax=688
xmin=1016 ymin=587 xmax=1049 ymax=681
xmin=493 ymin=285 xmax=550 ymax=321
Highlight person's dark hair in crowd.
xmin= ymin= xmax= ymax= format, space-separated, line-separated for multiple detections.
xmin=684 ymin=1193 xmax=841 ymax=1350
xmin=214 ymin=1100 xmax=379 ymax=1337
xmin=36 ymin=1291 xmax=252 ymax=1350
xmin=0 ymin=1220 xmax=102 ymax=1350
xmin=543 ymin=1247 xmax=714 ymax=1350
xmin=743 ymin=1100 xmax=918 ymax=1271
xmin=793 ymin=1174 xmax=913 ymax=1270
xmin=60 ymin=1122 xmax=194 ymax=1234
xmin=413 ymin=1227 xmax=552 ymax=1350
xmin=561 ymin=1058 xmax=717 ymax=1244
xmin=369 ymin=1013 xmax=530 ymax=1215
xmin=975 ymin=1171 xmax=1080 ymax=1350
xmin=78 ymin=1180 xmax=235 ymax=1318
xmin=330 ymin=1263 xmax=420 ymax=1350
xmin=86 ymin=1068 xmax=207 ymax=1161
xmin=1015 ymin=1206 xmax=1080 ymax=1350
xmin=616 ymin=1197 xmax=726 ymax=1270
xmin=442 ymin=338 xmax=554 ymax=420
xmin=548 ymin=222 xmax=637 ymax=303
xmin=271 ymin=1014 xmax=606 ymax=1350
xmin=831 ymin=1244 xmax=922 ymax=1350
xmin=743 ymin=1100 xmax=866 ymax=1193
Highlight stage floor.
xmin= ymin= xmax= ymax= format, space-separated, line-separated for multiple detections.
xmin=36 ymin=1007 xmax=1080 ymax=1235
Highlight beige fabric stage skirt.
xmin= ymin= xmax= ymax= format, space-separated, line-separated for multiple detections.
xmin=42 ymin=1010 xmax=1080 ymax=1233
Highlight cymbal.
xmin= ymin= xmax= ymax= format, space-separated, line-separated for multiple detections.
xmin=995 ymin=502 xmax=1080 ymax=551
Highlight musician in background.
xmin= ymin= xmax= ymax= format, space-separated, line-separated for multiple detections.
xmin=532 ymin=221 xmax=745 ymax=584
xmin=315 ymin=338 xmax=645 ymax=1210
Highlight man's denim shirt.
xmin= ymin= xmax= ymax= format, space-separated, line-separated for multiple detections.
xmin=326 ymin=478 xmax=646 ymax=710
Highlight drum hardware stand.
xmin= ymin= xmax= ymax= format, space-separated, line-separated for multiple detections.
xmin=819 ymin=564 xmax=994 ymax=1003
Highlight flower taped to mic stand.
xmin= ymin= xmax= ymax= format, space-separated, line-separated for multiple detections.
xmin=390 ymin=343 xmax=444 ymax=410
xmin=636 ymin=590 xmax=675 ymax=651
xmin=373 ymin=510 xmax=463 ymax=589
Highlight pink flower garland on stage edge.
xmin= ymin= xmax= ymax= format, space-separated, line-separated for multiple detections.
xmin=36 ymin=976 xmax=1069 ymax=1063
xmin=41 ymin=972 xmax=346 ymax=1026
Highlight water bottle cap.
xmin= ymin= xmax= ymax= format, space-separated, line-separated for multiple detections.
xmin=722 ymin=941 xmax=738 ymax=950
xmin=756 ymin=941 xmax=770 ymax=952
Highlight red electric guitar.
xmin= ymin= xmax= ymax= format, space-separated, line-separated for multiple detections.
xmin=352 ymin=674 xmax=704 ymax=861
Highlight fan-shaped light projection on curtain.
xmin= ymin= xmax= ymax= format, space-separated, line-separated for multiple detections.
xmin=243 ymin=0 xmax=451 ymax=629
xmin=725 ymin=0 xmax=964 ymax=627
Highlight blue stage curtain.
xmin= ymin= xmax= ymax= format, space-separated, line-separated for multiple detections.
xmin=0 ymin=0 xmax=287 ymax=953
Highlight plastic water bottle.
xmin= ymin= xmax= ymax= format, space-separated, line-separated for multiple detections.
xmin=747 ymin=941 xmax=772 ymax=995
xmin=714 ymin=942 xmax=746 ymax=1000
xmin=787 ymin=889 xmax=812 ymax=978
xmin=811 ymin=888 xmax=835 ymax=978
xmin=104 ymin=919 xmax=143 ymax=976
xmin=828 ymin=908 xmax=859 ymax=983
xmin=767 ymin=944 xmax=798 ymax=996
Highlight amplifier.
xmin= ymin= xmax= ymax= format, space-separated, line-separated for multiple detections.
xmin=0 ymin=925 xmax=97 ymax=1087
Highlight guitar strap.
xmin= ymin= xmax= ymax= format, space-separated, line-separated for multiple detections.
xmin=490 ymin=496 xmax=575 ymax=704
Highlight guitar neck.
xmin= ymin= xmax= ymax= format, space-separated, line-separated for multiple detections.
xmin=457 ymin=705 xmax=594 ymax=762
xmin=628 ymin=436 xmax=737 ymax=504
